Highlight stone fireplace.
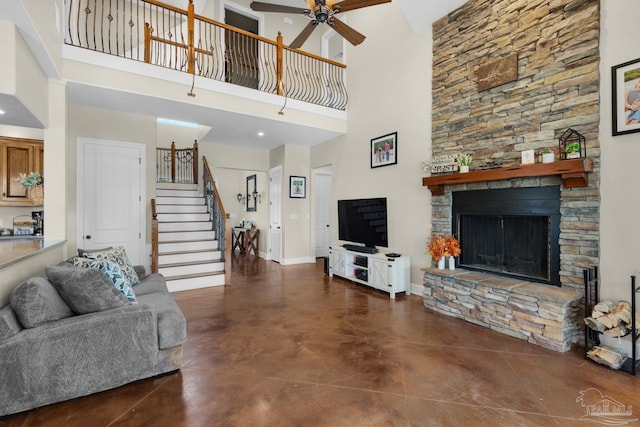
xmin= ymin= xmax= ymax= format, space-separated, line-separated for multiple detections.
xmin=422 ymin=0 xmax=601 ymax=352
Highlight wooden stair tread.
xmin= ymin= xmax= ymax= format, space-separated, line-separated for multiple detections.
xmin=164 ymin=271 xmax=225 ymax=281
xmin=159 ymin=248 xmax=221 ymax=256
xmin=158 ymin=239 xmax=217 ymax=244
xmin=159 ymin=260 xmax=223 ymax=268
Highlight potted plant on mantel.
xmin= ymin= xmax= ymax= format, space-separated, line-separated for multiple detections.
xmin=564 ymin=142 xmax=581 ymax=159
xmin=457 ymin=154 xmax=472 ymax=173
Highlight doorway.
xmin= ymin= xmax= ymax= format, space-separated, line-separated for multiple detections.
xmin=269 ymin=165 xmax=282 ymax=263
xmin=76 ymin=138 xmax=146 ymax=265
xmin=224 ymin=7 xmax=259 ymax=89
xmin=313 ymin=170 xmax=332 ymax=257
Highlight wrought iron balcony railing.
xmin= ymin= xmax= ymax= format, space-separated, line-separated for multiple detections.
xmin=65 ymin=0 xmax=347 ymax=110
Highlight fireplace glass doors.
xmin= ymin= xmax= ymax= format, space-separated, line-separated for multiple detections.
xmin=452 ymin=186 xmax=561 ymax=285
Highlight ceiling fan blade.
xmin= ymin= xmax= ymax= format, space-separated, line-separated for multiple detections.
xmin=289 ymin=21 xmax=318 ymax=49
xmin=328 ymin=18 xmax=366 ymax=46
xmin=249 ymin=1 xmax=308 ymax=14
xmin=333 ymin=0 xmax=391 ymax=13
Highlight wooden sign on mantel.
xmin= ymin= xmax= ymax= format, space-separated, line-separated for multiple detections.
xmin=425 ymin=154 xmax=459 ymax=174
xmin=476 ymin=53 xmax=518 ymax=91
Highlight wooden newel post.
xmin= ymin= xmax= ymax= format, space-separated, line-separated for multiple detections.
xmin=144 ymin=23 xmax=151 ymax=63
xmin=187 ymin=0 xmax=195 ymax=75
xmin=192 ymin=140 xmax=199 ymax=184
xmin=170 ymin=142 xmax=176 ymax=183
xmin=276 ymin=32 xmax=284 ymax=96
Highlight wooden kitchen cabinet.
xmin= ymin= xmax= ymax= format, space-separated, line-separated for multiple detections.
xmin=0 ymin=137 xmax=44 ymax=206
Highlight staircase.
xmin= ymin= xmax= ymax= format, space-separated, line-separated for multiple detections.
xmin=155 ymin=184 xmax=225 ymax=292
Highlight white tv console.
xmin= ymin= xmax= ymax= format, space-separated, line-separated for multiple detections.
xmin=328 ymin=246 xmax=410 ymax=299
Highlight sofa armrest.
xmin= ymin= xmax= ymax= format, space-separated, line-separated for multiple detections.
xmin=0 ymin=304 xmax=162 ymax=416
xmin=134 ymin=265 xmax=147 ymax=280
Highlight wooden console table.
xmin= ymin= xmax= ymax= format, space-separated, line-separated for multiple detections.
xmin=232 ymin=227 xmax=260 ymax=255
xmin=422 ymin=158 xmax=593 ymax=195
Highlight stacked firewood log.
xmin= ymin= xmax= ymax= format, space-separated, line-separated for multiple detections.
xmin=584 ymin=301 xmax=632 ymax=337
xmin=584 ymin=300 xmax=633 ymax=369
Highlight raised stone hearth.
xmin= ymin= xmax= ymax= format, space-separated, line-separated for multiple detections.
xmin=423 ymin=268 xmax=582 ymax=352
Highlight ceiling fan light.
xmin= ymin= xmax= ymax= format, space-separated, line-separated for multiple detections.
xmin=316 ymin=9 xmax=329 ymax=23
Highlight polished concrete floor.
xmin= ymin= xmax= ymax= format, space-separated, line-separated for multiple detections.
xmin=2 ymin=256 xmax=640 ymax=426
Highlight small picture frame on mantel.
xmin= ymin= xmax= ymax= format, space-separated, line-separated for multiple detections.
xmin=521 ymin=149 xmax=535 ymax=165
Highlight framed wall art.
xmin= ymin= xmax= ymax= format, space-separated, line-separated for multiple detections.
xmin=289 ymin=176 xmax=306 ymax=198
xmin=371 ymin=132 xmax=397 ymax=168
xmin=612 ymin=57 xmax=640 ymax=136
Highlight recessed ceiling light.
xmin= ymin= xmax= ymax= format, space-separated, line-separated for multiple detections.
xmin=0 ymin=110 xmax=5 ymax=115
xmin=258 ymin=132 xmax=264 ymax=137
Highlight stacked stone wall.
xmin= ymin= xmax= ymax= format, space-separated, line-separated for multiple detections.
xmin=423 ymin=269 xmax=582 ymax=352
xmin=430 ymin=0 xmax=601 ymax=291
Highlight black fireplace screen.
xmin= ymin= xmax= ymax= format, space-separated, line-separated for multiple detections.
xmin=459 ymin=215 xmax=550 ymax=280
xmin=452 ymin=187 xmax=560 ymax=285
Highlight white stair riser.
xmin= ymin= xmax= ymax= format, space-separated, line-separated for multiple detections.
xmin=158 ymin=222 xmax=212 ymax=232
xmin=159 ymin=251 xmax=222 ymax=264
xmin=157 ymin=213 xmax=210 ymax=222
xmin=166 ymin=274 xmax=226 ymax=292
xmin=159 ymin=240 xmax=218 ymax=252
xmin=159 ymin=230 xmax=216 ymax=242
xmin=155 ymin=196 xmax=204 ymax=205
xmin=159 ymin=262 xmax=225 ymax=277
xmin=155 ymin=204 xmax=207 ymax=214
xmin=156 ymin=189 xmax=200 ymax=197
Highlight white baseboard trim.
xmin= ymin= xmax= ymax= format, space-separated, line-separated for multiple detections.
xmin=280 ymin=256 xmax=316 ymax=266
xmin=409 ymin=282 xmax=423 ymax=296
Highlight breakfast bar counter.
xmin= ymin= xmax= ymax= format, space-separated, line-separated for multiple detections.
xmin=0 ymin=239 xmax=65 ymax=270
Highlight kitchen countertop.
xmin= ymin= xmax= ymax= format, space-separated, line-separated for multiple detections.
xmin=0 ymin=239 xmax=65 ymax=269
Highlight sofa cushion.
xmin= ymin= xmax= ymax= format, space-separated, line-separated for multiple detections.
xmin=45 ymin=266 xmax=130 ymax=314
xmin=74 ymin=258 xmax=137 ymax=303
xmin=137 ymin=293 xmax=187 ymax=349
xmin=0 ymin=305 xmax=23 ymax=341
xmin=133 ymin=273 xmax=169 ymax=296
xmin=9 ymin=277 xmax=73 ymax=328
xmin=77 ymin=246 xmax=140 ymax=288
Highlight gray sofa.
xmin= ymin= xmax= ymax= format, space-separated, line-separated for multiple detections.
xmin=0 ymin=263 xmax=186 ymax=417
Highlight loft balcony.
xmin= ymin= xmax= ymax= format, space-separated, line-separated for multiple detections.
xmin=63 ymin=0 xmax=348 ymax=112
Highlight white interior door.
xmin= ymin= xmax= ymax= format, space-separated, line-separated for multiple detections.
xmin=314 ymin=171 xmax=332 ymax=257
xmin=269 ymin=165 xmax=282 ymax=263
xmin=77 ymin=138 xmax=146 ymax=265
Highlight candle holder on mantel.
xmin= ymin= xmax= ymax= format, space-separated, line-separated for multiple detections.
xmin=559 ymin=128 xmax=586 ymax=160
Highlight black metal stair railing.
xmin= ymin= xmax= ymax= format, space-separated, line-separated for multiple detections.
xmin=156 ymin=141 xmax=198 ymax=184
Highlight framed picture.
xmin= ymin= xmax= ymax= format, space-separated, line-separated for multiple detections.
xmin=246 ymin=174 xmax=256 ymax=212
xmin=521 ymin=149 xmax=535 ymax=165
xmin=612 ymin=57 xmax=640 ymax=136
xmin=371 ymin=132 xmax=397 ymax=168
xmin=289 ymin=176 xmax=306 ymax=198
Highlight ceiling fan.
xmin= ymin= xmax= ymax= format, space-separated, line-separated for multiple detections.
xmin=250 ymin=0 xmax=391 ymax=49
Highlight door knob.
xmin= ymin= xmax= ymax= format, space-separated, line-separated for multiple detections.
xmin=85 ymin=235 xmax=91 ymax=239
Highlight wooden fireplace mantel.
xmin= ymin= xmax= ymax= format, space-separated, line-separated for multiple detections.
xmin=422 ymin=158 xmax=593 ymax=196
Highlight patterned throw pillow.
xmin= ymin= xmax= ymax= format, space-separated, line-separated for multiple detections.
xmin=74 ymin=257 xmax=137 ymax=303
xmin=78 ymin=246 xmax=140 ymax=288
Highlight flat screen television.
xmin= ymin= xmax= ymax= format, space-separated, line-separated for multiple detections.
xmin=337 ymin=197 xmax=388 ymax=250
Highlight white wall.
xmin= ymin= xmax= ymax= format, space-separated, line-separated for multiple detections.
xmin=599 ymin=1 xmax=640 ymax=301
xmin=314 ymin=2 xmax=432 ymax=286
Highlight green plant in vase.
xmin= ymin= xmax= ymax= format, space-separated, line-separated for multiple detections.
xmin=564 ymin=142 xmax=581 ymax=159
xmin=457 ymin=154 xmax=472 ymax=173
